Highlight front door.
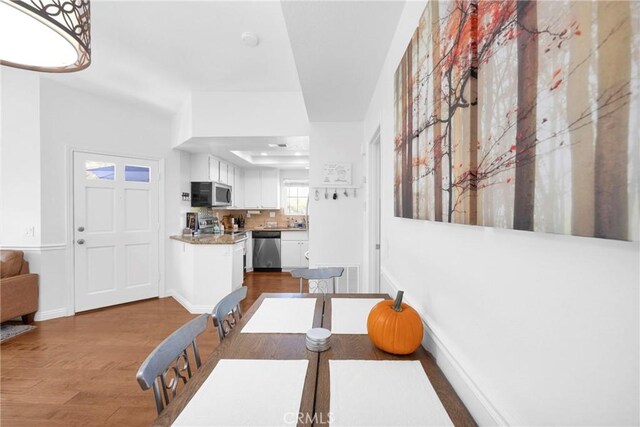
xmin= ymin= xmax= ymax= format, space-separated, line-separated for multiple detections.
xmin=73 ymin=152 xmax=159 ymax=312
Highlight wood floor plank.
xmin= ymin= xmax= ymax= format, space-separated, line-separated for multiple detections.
xmin=0 ymin=272 xmax=300 ymax=426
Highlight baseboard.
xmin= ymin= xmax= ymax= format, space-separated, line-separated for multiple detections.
xmin=35 ymin=307 xmax=68 ymax=321
xmin=0 ymin=243 xmax=67 ymax=252
xmin=164 ymin=290 xmax=214 ymax=314
xmin=380 ymin=267 xmax=509 ymax=426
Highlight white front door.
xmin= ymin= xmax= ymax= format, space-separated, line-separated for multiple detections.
xmin=73 ymin=152 xmax=160 ymax=312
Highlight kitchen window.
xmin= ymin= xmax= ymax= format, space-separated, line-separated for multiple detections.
xmin=285 ymin=183 xmax=309 ymax=215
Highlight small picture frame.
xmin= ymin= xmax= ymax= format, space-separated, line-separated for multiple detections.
xmin=186 ymin=212 xmax=197 ymax=230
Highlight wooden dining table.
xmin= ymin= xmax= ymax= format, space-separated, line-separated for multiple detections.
xmin=153 ymin=293 xmax=476 ymax=427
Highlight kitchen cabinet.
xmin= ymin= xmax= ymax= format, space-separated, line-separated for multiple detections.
xmin=209 ymin=157 xmax=220 ymax=182
xmin=281 ymin=231 xmax=309 ymax=269
xmin=169 ymin=238 xmax=247 ymax=312
xmin=232 ymin=166 xmax=244 ymax=207
xmin=219 ymin=161 xmax=229 ymax=184
xmin=231 ymin=240 xmax=245 ymax=290
xmin=244 ymin=169 xmax=261 ymax=208
xmin=190 ymin=154 xmax=212 ymax=181
xmin=260 ymin=168 xmax=279 ymax=208
xmin=242 ymin=168 xmax=280 ymax=209
xmin=245 ymin=231 xmax=253 ymax=271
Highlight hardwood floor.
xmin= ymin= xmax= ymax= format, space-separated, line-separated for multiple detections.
xmin=0 ymin=272 xmax=300 ymax=426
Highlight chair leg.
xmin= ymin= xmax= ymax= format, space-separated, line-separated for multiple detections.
xmin=22 ymin=312 xmax=35 ymax=324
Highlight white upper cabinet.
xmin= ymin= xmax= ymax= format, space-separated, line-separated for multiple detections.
xmin=219 ymin=161 xmax=229 ymax=184
xmin=260 ymin=168 xmax=279 ymax=208
xmin=209 ymin=157 xmax=220 ymax=182
xmin=242 ymin=168 xmax=279 ymax=209
xmin=190 ymin=154 xmax=211 ymax=181
xmin=244 ymin=169 xmax=261 ymax=208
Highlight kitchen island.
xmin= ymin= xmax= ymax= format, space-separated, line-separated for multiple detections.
xmin=168 ymin=233 xmax=247 ymax=314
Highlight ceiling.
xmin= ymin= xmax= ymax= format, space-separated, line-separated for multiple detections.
xmin=45 ymin=1 xmax=302 ymax=114
xmin=281 ymin=0 xmax=405 ymax=121
xmin=178 ymin=136 xmax=309 ymax=169
xmin=39 ymin=1 xmax=405 ymax=163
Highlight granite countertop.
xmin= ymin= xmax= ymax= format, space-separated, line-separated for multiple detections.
xmin=245 ymin=227 xmax=308 ymax=232
xmin=170 ymin=234 xmax=248 ymax=245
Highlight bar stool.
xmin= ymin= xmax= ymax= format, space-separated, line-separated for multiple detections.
xmin=290 ymin=267 xmax=344 ymax=294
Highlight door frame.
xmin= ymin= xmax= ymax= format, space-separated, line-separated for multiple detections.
xmin=66 ymin=147 xmax=165 ymax=315
xmin=367 ymin=127 xmax=382 ymax=293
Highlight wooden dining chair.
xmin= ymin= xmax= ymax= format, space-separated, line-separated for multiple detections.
xmin=211 ymin=286 xmax=248 ymax=341
xmin=290 ymin=267 xmax=344 ymax=294
xmin=136 ymin=313 xmax=209 ymax=415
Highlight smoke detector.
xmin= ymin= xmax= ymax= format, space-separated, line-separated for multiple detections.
xmin=241 ymin=32 xmax=259 ymax=47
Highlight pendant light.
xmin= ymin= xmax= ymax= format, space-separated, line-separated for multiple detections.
xmin=0 ymin=0 xmax=91 ymax=72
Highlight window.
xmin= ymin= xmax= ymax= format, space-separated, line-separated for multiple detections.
xmin=125 ymin=165 xmax=150 ymax=182
xmin=85 ymin=161 xmax=115 ymax=181
xmin=285 ymin=185 xmax=309 ymax=215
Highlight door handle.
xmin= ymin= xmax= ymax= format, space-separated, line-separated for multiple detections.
xmin=77 ymin=226 xmax=85 ymax=232
xmin=77 ymin=239 xmax=85 ymax=245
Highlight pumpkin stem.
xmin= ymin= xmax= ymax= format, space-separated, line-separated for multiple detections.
xmin=392 ymin=291 xmax=404 ymax=312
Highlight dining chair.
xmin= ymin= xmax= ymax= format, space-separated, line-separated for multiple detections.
xmin=136 ymin=313 xmax=209 ymax=415
xmin=290 ymin=267 xmax=344 ymax=294
xmin=211 ymin=286 xmax=248 ymax=341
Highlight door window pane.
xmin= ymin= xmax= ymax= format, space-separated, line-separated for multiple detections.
xmin=86 ymin=161 xmax=115 ymax=181
xmin=125 ymin=165 xmax=150 ymax=183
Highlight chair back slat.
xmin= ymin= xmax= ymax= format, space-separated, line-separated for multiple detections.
xmin=136 ymin=313 xmax=209 ymax=414
xmin=211 ymin=286 xmax=248 ymax=340
xmin=291 ymin=267 xmax=344 ymax=293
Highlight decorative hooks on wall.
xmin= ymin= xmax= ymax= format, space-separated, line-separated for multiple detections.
xmin=311 ymin=186 xmax=360 ymax=200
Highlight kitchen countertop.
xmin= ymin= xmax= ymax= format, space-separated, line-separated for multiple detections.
xmin=170 ymin=234 xmax=248 ymax=245
xmin=245 ymin=227 xmax=307 ymax=232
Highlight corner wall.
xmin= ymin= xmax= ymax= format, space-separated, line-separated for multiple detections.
xmin=363 ymin=1 xmax=639 ymax=425
xmin=308 ymin=122 xmax=364 ymax=270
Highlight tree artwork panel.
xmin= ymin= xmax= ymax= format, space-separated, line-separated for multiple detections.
xmin=394 ymin=0 xmax=640 ymax=241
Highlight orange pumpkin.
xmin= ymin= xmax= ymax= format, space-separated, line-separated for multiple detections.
xmin=367 ymin=291 xmax=423 ymax=355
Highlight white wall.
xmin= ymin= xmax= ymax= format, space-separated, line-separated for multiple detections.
xmin=308 ymin=122 xmax=364 ymax=268
xmin=189 ymin=91 xmax=309 ymax=140
xmin=1 ymin=78 xmax=187 ymax=320
xmin=363 ymin=1 xmax=640 ymax=425
xmin=0 ymin=69 xmax=42 ymax=247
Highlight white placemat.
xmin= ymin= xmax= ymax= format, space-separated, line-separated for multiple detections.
xmin=329 ymin=360 xmax=453 ymax=427
xmin=330 ymin=298 xmax=384 ymax=334
xmin=172 ymin=359 xmax=309 ymax=426
xmin=242 ymin=298 xmax=317 ymax=333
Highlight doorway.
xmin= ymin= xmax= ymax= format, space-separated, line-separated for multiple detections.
xmin=368 ymin=128 xmax=381 ymax=293
xmin=73 ymin=151 xmax=160 ymax=312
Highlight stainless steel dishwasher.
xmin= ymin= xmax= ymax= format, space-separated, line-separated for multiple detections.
xmin=252 ymin=231 xmax=281 ymax=272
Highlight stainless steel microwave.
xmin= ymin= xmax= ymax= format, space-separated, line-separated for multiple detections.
xmin=191 ymin=182 xmax=232 ymax=207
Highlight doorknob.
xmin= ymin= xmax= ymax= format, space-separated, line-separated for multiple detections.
xmin=77 ymin=226 xmax=85 ymax=232
xmin=77 ymin=239 xmax=85 ymax=245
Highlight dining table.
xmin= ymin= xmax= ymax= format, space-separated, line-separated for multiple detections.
xmin=152 ymin=293 xmax=476 ymax=427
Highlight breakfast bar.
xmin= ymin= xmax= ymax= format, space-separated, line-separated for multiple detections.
xmin=168 ymin=233 xmax=248 ymax=313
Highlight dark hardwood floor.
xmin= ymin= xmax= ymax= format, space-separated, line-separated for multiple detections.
xmin=0 ymin=272 xmax=300 ymax=426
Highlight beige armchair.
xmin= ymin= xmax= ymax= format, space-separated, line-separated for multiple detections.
xmin=0 ymin=250 xmax=39 ymax=324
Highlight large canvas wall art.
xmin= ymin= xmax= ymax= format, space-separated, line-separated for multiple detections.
xmin=394 ymin=0 xmax=639 ymax=241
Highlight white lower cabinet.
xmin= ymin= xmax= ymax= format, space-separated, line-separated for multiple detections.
xmin=232 ymin=241 xmax=245 ymax=290
xmin=245 ymin=231 xmax=253 ymax=271
xmin=280 ymin=231 xmax=309 ymax=269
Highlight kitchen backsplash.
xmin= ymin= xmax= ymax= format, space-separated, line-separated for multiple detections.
xmin=193 ymin=208 xmax=306 ymax=229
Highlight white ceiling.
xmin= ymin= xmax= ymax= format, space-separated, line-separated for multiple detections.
xmin=179 ymin=136 xmax=309 ymax=169
xmin=45 ymin=1 xmax=302 ymax=114
xmin=281 ymin=0 xmax=405 ymax=122
xmin=37 ymin=1 xmax=405 ymax=161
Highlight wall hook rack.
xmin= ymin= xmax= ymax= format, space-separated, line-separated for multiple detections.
xmin=311 ymin=185 xmax=360 ymax=199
